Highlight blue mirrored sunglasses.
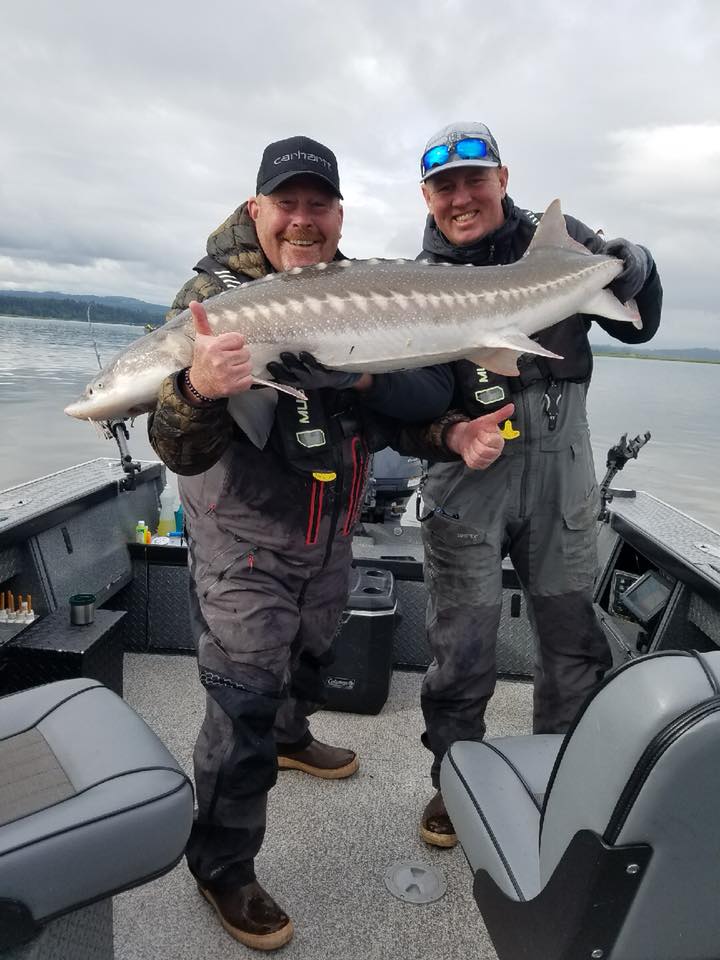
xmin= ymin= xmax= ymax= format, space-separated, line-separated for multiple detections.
xmin=421 ymin=137 xmax=495 ymax=177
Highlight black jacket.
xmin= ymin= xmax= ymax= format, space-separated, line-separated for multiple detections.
xmin=418 ymin=196 xmax=663 ymax=401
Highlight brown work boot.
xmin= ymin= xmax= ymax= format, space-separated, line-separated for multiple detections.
xmin=277 ymin=737 xmax=359 ymax=779
xmin=198 ymin=879 xmax=294 ymax=951
xmin=420 ymin=790 xmax=457 ymax=848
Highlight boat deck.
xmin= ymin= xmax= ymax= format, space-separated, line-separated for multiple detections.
xmin=4 ymin=459 xmax=720 ymax=957
xmin=115 ymin=653 xmax=532 ymax=960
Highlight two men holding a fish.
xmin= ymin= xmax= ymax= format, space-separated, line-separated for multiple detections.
xmin=67 ymin=123 xmax=662 ymax=948
xmin=144 ymin=137 xmax=512 ymax=950
xmin=411 ymin=122 xmax=662 ymax=848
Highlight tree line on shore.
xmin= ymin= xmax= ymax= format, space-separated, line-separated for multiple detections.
xmin=0 ymin=294 xmax=167 ymax=326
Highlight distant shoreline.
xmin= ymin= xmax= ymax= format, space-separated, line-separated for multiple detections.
xmin=593 ymin=351 xmax=720 ymax=365
xmin=0 ymin=310 xmax=149 ymax=328
xmin=0 ymin=292 xmax=166 ymax=327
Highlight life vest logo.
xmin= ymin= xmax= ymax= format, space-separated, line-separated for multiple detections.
xmin=297 ymin=429 xmax=326 ymax=449
xmin=296 ymin=398 xmax=310 ymax=425
xmin=476 ymin=367 xmax=489 ymax=384
xmin=474 ymin=385 xmax=506 ymax=405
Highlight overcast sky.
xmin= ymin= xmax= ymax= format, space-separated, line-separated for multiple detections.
xmin=1 ymin=0 xmax=718 ymax=347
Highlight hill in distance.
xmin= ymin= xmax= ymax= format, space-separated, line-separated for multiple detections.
xmin=0 ymin=289 xmax=169 ymax=326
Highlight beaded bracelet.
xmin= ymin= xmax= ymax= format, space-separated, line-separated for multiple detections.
xmin=182 ymin=367 xmax=217 ymax=405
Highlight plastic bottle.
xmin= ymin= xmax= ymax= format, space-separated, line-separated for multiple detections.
xmin=157 ymin=487 xmax=176 ymax=536
xmin=135 ymin=520 xmax=146 ymax=544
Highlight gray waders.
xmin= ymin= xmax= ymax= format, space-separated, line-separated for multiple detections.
xmin=420 ymin=381 xmax=612 ymax=787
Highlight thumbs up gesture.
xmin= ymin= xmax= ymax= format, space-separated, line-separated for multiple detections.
xmin=184 ymin=300 xmax=254 ymax=402
xmin=445 ymin=403 xmax=515 ymax=470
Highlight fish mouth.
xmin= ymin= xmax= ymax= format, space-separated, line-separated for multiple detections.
xmin=64 ymin=395 xmax=114 ymax=421
xmin=64 ymin=395 xmax=153 ymax=421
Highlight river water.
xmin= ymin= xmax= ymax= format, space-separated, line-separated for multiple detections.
xmin=1 ymin=314 xmax=718 ymax=532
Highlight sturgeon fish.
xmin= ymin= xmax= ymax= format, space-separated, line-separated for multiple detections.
xmin=64 ymin=199 xmax=640 ymax=422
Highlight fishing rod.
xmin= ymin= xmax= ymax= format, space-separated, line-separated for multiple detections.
xmin=86 ymin=302 xmax=141 ymax=490
xmin=598 ymin=430 xmax=652 ymax=522
xmin=101 ymin=419 xmax=142 ymax=491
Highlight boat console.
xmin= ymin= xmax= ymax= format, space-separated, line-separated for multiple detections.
xmin=594 ymin=492 xmax=720 ymax=664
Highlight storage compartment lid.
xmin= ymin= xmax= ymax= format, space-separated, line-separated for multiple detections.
xmin=347 ymin=565 xmax=395 ymax=611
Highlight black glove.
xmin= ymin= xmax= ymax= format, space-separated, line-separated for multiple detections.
xmin=266 ymin=352 xmax=362 ymax=391
xmin=604 ymin=238 xmax=654 ymax=302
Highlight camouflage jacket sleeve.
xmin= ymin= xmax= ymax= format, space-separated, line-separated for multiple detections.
xmin=164 ymin=272 xmax=226 ymax=321
xmin=147 ymin=373 xmax=235 ymax=475
xmin=358 ymin=407 xmax=468 ymax=462
xmin=395 ymin=409 xmax=470 ymax=461
xmin=150 ymin=270 xmax=232 ymax=471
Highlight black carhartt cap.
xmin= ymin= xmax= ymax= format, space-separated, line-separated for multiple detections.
xmin=256 ymin=136 xmax=343 ymax=198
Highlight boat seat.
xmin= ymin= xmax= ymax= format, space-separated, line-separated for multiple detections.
xmin=0 ymin=678 xmax=194 ymax=958
xmin=441 ymin=650 xmax=720 ymax=960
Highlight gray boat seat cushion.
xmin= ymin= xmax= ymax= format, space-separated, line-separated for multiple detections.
xmin=441 ymin=651 xmax=720 ymax=960
xmin=0 ymin=678 xmax=194 ymax=929
xmin=441 ymin=734 xmax=563 ymax=900
xmin=539 ymin=650 xmax=720 ymax=881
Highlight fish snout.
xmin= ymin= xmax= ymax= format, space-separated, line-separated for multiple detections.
xmin=64 ymin=398 xmax=93 ymax=420
xmin=64 ymin=386 xmax=104 ymax=420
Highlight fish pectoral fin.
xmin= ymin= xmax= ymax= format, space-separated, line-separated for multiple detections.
xmin=465 ymin=348 xmax=522 ymax=376
xmin=227 ymin=389 xmax=278 ymax=450
xmin=581 ymin=289 xmax=643 ymax=329
xmin=251 ymin=376 xmax=307 ymax=401
xmin=466 ymin=332 xmax=564 ymax=377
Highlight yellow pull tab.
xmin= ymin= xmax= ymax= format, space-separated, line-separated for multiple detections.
xmin=500 ymin=420 xmax=521 ymax=440
xmin=312 ymin=471 xmax=337 ymax=482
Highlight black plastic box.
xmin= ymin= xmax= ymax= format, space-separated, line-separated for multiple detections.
xmin=322 ymin=566 xmax=397 ymax=715
xmin=0 ymin=608 xmax=126 ymax=696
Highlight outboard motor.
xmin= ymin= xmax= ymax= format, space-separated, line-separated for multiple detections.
xmin=361 ymin=448 xmax=423 ymax=524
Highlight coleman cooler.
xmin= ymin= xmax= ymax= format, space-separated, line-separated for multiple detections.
xmin=323 ymin=566 xmax=397 ymax=714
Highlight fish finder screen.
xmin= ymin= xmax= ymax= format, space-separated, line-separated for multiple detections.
xmin=620 ymin=571 xmax=672 ymax=625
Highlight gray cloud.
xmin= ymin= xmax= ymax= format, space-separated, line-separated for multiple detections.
xmin=1 ymin=0 xmax=718 ymax=346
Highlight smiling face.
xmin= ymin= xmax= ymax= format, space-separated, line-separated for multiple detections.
xmin=422 ymin=166 xmax=509 ymax=247
xmin=247 ymin=175 xmax=344 ymax=271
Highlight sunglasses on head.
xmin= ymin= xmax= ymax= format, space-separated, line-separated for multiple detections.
xmin=421 ymin=136 xmax=497 ymax=178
